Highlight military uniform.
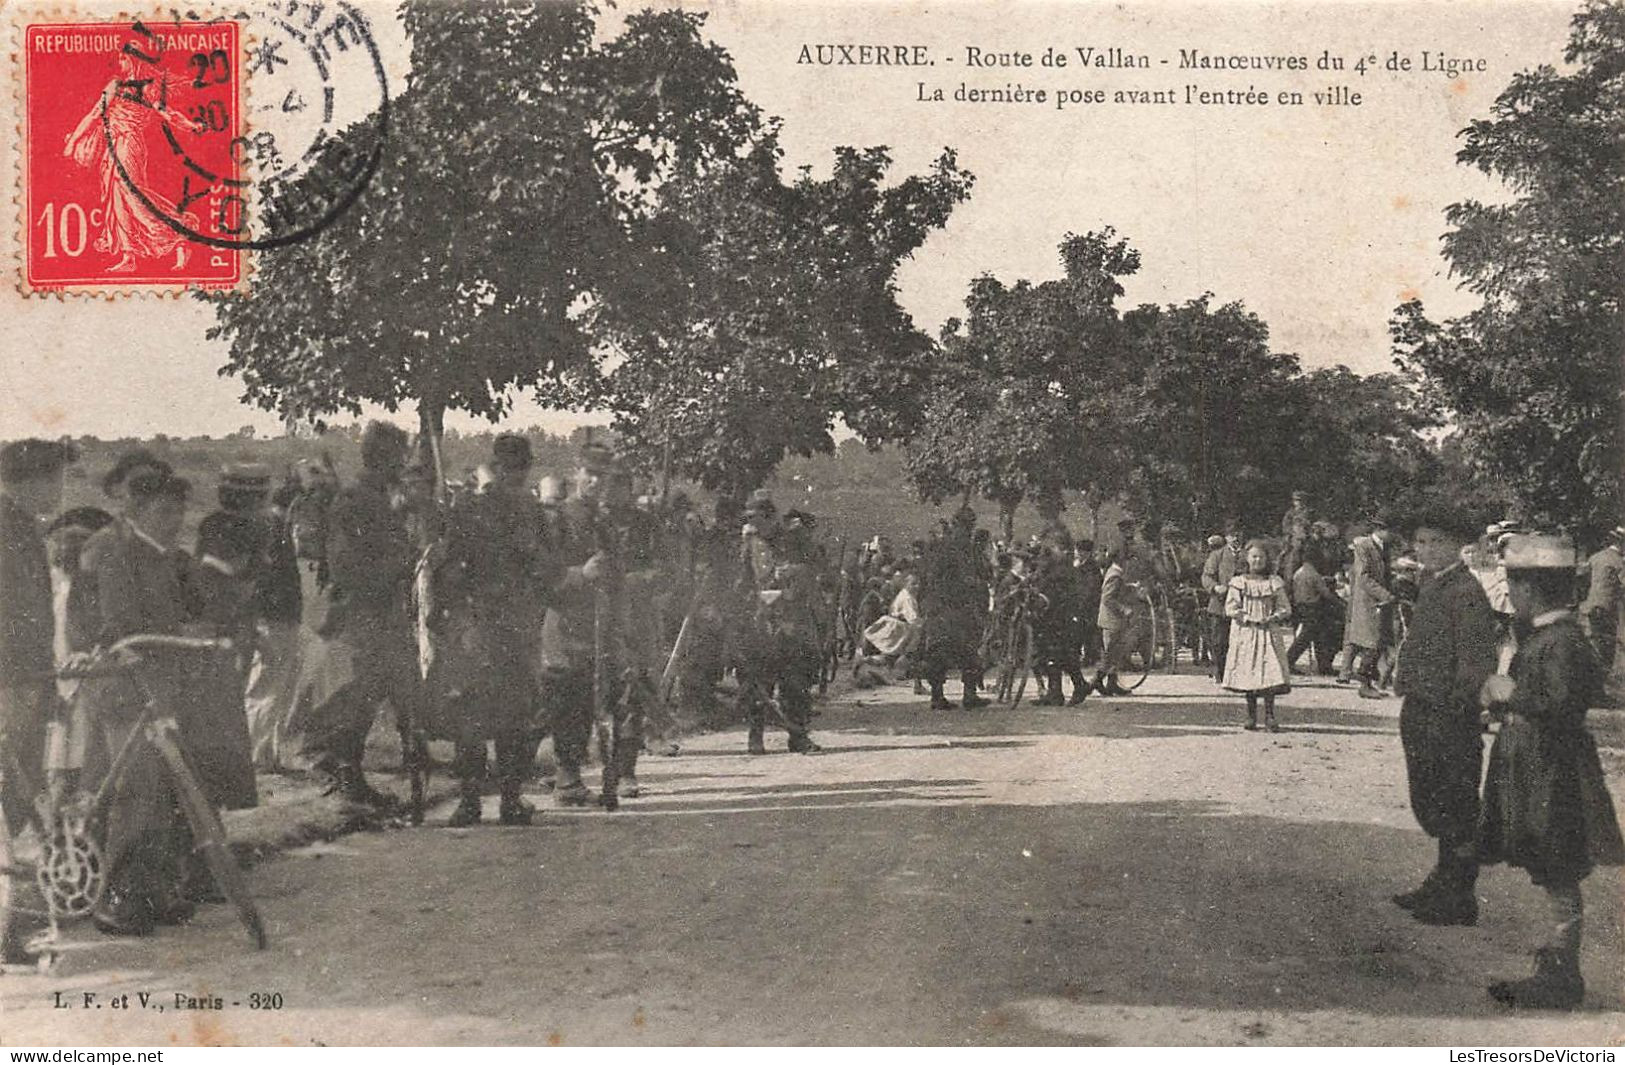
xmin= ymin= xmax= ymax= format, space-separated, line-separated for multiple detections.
xmin=1032 ymin=545 xmax=1090 ymax=705
xmin=539 ymin=494 xmax=661 ymax=802
xmin=918 ymin=521 xmax=987 ymax=709
xmin=0 ymin=490 xmax=54 ymax=841
xmin=737 ymin=521 xmax=821 ymax=754
xmin=1201 ymin=541 xmax=1243 ymax=682
xmin=295 ymin=468 xmax=420 ymax=803
xmin=432 ymin=482 xmax=549 ymax=821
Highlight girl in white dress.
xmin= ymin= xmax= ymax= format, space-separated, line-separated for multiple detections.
xmin=1224 ymin=540 xmax=1293 ymax=731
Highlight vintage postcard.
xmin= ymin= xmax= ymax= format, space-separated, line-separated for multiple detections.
xmin=0 ymin=0 xmax=1619 ymax=1052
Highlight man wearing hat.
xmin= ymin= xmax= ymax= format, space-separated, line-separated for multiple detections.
xmin=432 ymin=433 xmax=545 ymax=825
xmin=296 ymin=422 xmax=419 ymax=808
xmin=1339 ymin=513 xmax=1395 ymax=698
xmin=198 ymin=464 xmax=303 ymax=772
xmin=1579 ymin=526 xmax=1623 ymax=680
xmin=1073 ymin=537 xmax=1103 ymax=668
xmin=0 ymin=439 xmax=76 ymax=955
xmin=540 ymin=442 xmax=662 ymax=803
xmin=918 ymin=507 xmax=990 ymax=710
xmin=1279 ymin=490 xmax=1313 ymax=580
xmin=1200 ymin=521 xmax=1244 ymax=683
xmin=1390 ymin=507 xmax=1500 ymax=927
xmin=1478 ymin=533 xmax=1625 ymax=1009
xmin=736 ymin=493 xmax=823 ymax=752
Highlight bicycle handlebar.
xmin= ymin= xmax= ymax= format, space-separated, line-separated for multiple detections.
xmin=51 ymin=635 xmax=235 ymax=680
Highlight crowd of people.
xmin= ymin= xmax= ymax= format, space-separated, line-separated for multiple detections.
xmin=1 ymin=428 xmax=1622 ymax=1009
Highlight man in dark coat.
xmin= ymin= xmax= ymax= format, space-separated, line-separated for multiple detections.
xmin=1073 ymin=539 xmax=1103 ymax=668
xmin=918 ymin=506 xmax=989 ymax=710
xmin=1478 ymin=534 xmax=1625 ymax=1010
xmin=1391 ymin=509 xmax=1499 ymax=926
xmin=0 ymin=440 xmax=73 ymax=842
xmin=539 ymin=445 xmax=659 ymax=803
xmin=1032 ymin=528 xmax=1090 ymax=705
xmin=1201 ymin=523 xmax=1244 ymax=682
xmin=736 ymin=492 xmax=822 ymax=754
xmin=297 ymin=422 xmax=419 ymax=808
xmin=433 ymin=434 xmax=548 ymax=825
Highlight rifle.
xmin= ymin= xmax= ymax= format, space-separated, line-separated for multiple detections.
xmin=592 ymin=506 xmax=624 ymax=811
xmin=402 ymin=422 xmax=450 ymax=826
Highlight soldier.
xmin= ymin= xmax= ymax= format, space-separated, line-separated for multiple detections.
xmin=1032 ymin=527 xmax=1091 ymax=706
xmin=1092 ymin=547 xmax=1140 ymax=697
xmin=539 ymin=444 xmax=656 ymax=805
xmin=1279 ymin=489 xmax=1313 ymax=581
xmin=0 ymin=439 xmax=76 ymax=957
xmin=737 ymin=491 xmax=822 ymax=754
xmin=198 ymin=464 xmax=302 ymax=772
xmin=918 ymin=505 xmax=990 ymax=710
xmin=432 ymin=434 xmax=547 ymax=826
xmin=296 ymin=422 xmax=420 ymax=808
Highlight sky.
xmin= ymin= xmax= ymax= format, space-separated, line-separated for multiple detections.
xmin=0 ymin=0 xmax=1578 ymax=439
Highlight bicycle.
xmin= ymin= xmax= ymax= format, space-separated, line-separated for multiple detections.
xmin=0 ymin=634 xmax=268 ymax=971
xmin=980 ymin=579 xmax=1045 ymax=707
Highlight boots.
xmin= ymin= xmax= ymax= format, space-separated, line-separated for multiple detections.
xmin=747 ymin=723 xmax=767 ymax=755
xmin=1264 ymin=708 xmax=1280 ymax=733
xmin=787 ymin=733 xmax=822 ymax=754
xmin=929 ymin=681 xmax=954 ymax=711
xmin=1410 ymin=852 xmax=1478 ymax=926
xmin=448 ymin=774 xmax=483 ymax=826
xmin=498 ymin=785 xmax=534 ymax=826
xmin=1033 ymin=671 xmax=1064 ymax=706
xmin=328 ymin=763 xmax=397 ymax=810
xmin=1066 ymin=670 xmax=1091 ymax=705
xmin=1245 ymin=704 xmax=1258 ymax=731
xmin=1392 ymin=870 xmax=1441 ymax=911
xmin=1489 ymin=948 xmax=1584 ymax=1010
xmin=554 ymin=765 xmax=591 ymax=807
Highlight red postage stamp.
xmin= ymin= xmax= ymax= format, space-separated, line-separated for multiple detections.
xmin=20 ymin=16 xmax=244 ymax=293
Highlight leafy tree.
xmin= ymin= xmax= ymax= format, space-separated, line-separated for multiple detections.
xmin=592 ymin=140 xmax=973 ymax=500
xmin=1392 ymin=1 xmax=1623 ymax=541
xmin=204 ymin=2 xmax=761 ymax=450
xmin=902 ymin=230 xmax=1141 ymax=537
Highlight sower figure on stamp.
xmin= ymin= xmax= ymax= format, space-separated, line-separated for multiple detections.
xmin=295 ymin=422 xmax=420 ymax=810
xmin=431 ymin=434 xmax=547 ymax=827
xmin=1478 ymin=534 xmax=1625 ymax=1010
xmin=737 ymin=491 xmax=822 ymax=755
xmin=1390 ymin=508 xmax=1499 ymax=927
xmin=919 ymin=505 xmax=990 ymax=711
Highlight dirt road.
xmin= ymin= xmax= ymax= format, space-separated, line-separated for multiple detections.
xmin=4 ymin=673 xmax=1621 ymax=1045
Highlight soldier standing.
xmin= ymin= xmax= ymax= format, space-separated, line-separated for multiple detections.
xmin=737 ymin=491 xmax=822 ymax=754
xmin=539 ymin=445 xmax=657 ymax=805
xmin=1201 ymin=522 xmax=1244 ymax=683
xmin=296 ymin=422 xmax=420 ymax=808
xmin=918 ymin=506 xmax=990 ymax=710
xmin=432 ymin=434 xmax=546 ymax=826
xmin=1032 ymin=527 xmax=1091 ymax=706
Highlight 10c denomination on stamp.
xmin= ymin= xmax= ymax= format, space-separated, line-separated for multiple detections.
xmin=20 ymin=14 xmax=245 ymax=293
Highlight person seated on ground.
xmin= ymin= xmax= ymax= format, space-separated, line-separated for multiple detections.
xmin=855 ymin=572 xmax=921 ymax=688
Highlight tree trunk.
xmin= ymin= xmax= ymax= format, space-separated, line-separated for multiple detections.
xmin=998 ymin=494 xmax=1020 ymax=542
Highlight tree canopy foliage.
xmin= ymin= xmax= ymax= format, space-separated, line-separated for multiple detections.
xmin=1392 ymin=0 xmax=1623 ymax=541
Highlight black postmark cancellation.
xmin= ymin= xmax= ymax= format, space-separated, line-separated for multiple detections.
xmin=101 ymin=0 xmax=389 ymax=252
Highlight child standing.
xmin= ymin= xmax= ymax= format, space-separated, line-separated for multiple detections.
xmin=1223 ymin=540 xmax=1293 ymax=731
xmin=1478 ymin=534 xmax=1625 ymax=1009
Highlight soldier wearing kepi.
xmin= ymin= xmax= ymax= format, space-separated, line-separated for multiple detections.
xmin=539 ymin=443 xmax=657 ymax=805
xmin=918 ymin=505 xmax=990 ymax=710
xmin=297 ymin=422 xmax=420 ymax=808
xmin=432 ymin=434 xmax=547 ymax=826
xmin=737 ymin=490 xmax=822 ymax=754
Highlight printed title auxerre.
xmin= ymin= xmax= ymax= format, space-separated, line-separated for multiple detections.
xmin=796 ymin=43 xmax=1486 ymax=78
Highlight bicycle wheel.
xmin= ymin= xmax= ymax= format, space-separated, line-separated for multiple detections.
xmin=1010 ymin=621 xmax=1034 ymax=708
xmin=1118 ymin=607 xmax=1155 ymax=691
xmin=148 ymin=725 xmax=267 ymax=950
